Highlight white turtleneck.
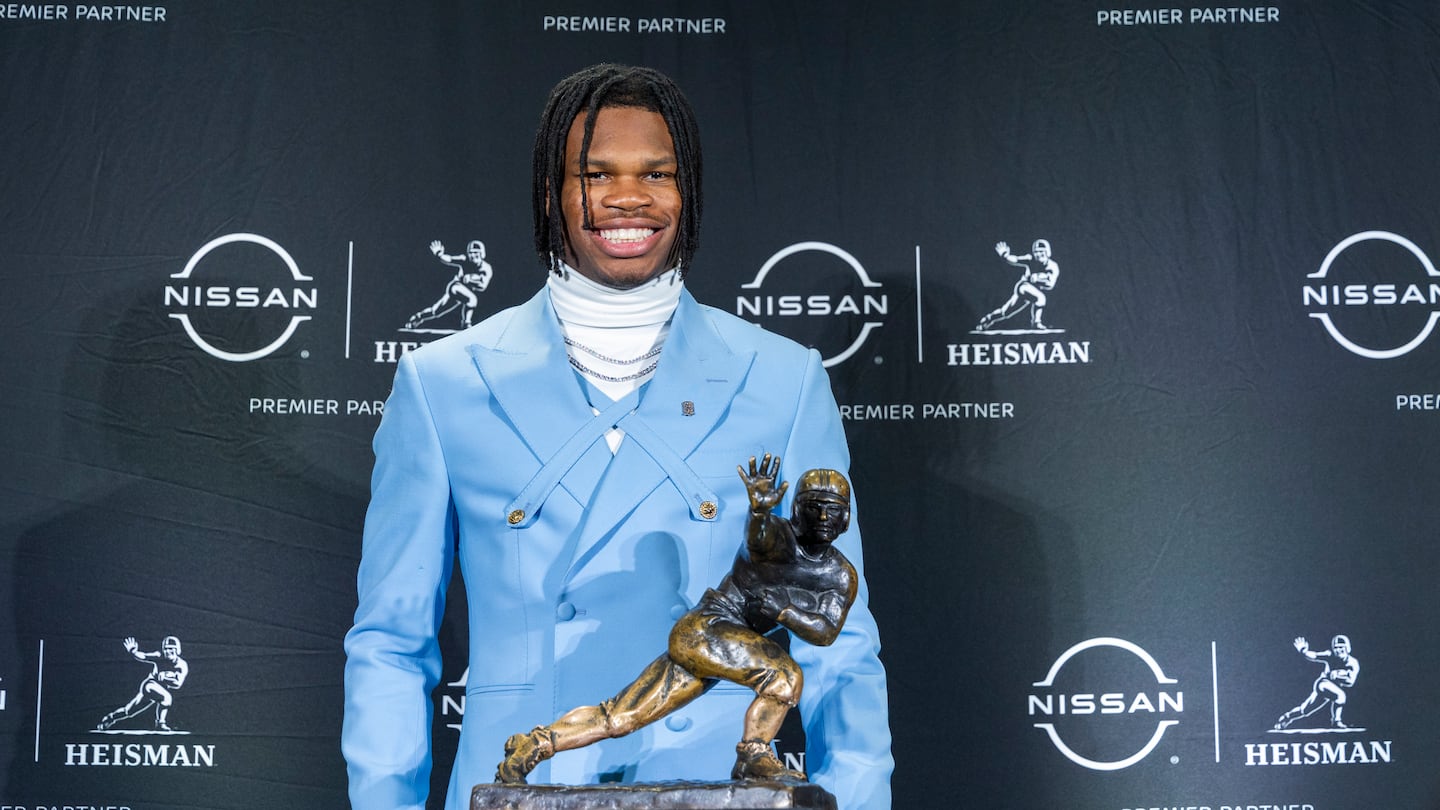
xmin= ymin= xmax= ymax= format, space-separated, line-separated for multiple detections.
xmin=547 ymin=265 xmax=684 ymax=451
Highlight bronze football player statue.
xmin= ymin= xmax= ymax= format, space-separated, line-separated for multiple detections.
xmin=495 ymin=454 xmax=858 ymax=784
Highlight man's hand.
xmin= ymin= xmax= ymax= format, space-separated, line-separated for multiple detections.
xmin=430 ymin=240 xmax=445 ymax=256
xmin=123 ymin=637 xmax=138 ymax=653
xmin=995 ymin=241 xmax=1010 ymax=257
xmin=737 ymin=454 xmax=788 ymax=513
xmin=1293 ymin=637 xmax=1309 ymax=654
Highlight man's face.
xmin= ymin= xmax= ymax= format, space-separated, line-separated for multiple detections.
xmin=1332 ymin=637 xmax=1350 ymax=657
xmin=794 ymin=494 xmax=850 ymax=546
xmin=467 ymin=244 xmax=485 ymax=264
xmin=559 ymin=106 xmax=682 ymax=289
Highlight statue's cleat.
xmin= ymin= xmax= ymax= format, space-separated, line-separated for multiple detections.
xmin=494 ymin=726 xmax=555 ymax=784
xmin=731 ymin=739 xmax=805 ymax=782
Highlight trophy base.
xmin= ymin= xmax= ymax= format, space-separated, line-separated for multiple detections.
xmin=471 ymin=780 xmax=837 ymax=810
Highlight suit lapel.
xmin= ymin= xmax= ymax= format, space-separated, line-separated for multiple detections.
xmin=632 ymin=292 xmax=755 ymax=463
xmin=466 ymin=290 xmax=593 ymax=466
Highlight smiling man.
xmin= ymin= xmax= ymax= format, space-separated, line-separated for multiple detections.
xmin=343 ymin=64 xmax=892 ymax=810
xmin=557 ymin=105 xmax=682 ymax=288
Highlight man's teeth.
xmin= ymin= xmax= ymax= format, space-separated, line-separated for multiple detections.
xmin=598 ymin=228 xmax=655 ymax=243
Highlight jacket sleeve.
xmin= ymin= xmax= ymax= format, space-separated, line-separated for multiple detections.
xmin=782 ymin=350 xmax=894 ymax=810
xmin=343 ymin=352 xmax=455 ymax=809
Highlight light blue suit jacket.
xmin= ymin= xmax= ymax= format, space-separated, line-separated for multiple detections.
xmin=343 ymin=288 xmax=892 ymax=809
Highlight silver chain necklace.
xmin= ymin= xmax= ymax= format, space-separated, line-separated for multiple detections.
xmin=563 ymin=335 xmax=662 ymax=365
xmin=567 ymin=354 xmax=659 ymax=383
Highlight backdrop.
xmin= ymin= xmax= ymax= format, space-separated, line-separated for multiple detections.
xmin=3 ymin=2 xmax=1439 ymax=808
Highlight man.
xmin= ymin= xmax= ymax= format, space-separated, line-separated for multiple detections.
xmin=343 ymin=64 xmax=891 ymax=810
xmin=976 ymin=238 xmax=1060 ymax=331
xmin=96 ymin=636 xmax=188 ymax=732
xmin=1275 ymin=635 xmax=1360 ymax=730
xmin=495 ymin=455 xmax=858 ymax=784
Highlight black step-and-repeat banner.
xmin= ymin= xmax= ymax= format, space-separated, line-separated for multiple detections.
xmin=3 ymin=2 xmax=1439 ymax=808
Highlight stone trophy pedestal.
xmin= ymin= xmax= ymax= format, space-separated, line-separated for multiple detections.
xmin=471 ymin=781 xmax=837 ymax=810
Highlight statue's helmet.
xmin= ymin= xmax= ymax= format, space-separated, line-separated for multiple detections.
xmin=795 ymin=468 xmax=850 ymax=503
xmin=1331 ymin=635 xmax=1351 ymax=655
xmin=466 ymin=240 xmax=486 ymax=260
xmin=1032 ymin=238 xmax=1051 ymax=257
xmin=162 ymin=636 xmax=182 ymax=655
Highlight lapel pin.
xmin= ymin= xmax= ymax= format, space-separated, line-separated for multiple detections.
xmin=681 ymin=401 xmax=695 ymax=417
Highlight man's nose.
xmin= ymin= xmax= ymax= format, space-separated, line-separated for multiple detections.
xmin=601 ymin=177 xmax=653 ymax=210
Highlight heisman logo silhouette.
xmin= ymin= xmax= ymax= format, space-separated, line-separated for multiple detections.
xmin=1273 ymin=635 xmax=1362 ymax=733
xmin=95 ymin=636 xmax=190 ymax=734
xmin=403 ymin=239 xmax=495 ymax=333
xmin=975 ymin=239 xmax=1062 ymax=334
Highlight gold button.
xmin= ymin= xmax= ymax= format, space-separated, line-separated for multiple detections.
xmin=699 ymin=501 xmax=717 ymax=520
xmin=507 ymin=509 xmax=525 ymax=525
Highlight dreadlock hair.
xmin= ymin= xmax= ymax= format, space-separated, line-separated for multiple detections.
xmin=532 ymin=64 xmax=703 ymax=280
